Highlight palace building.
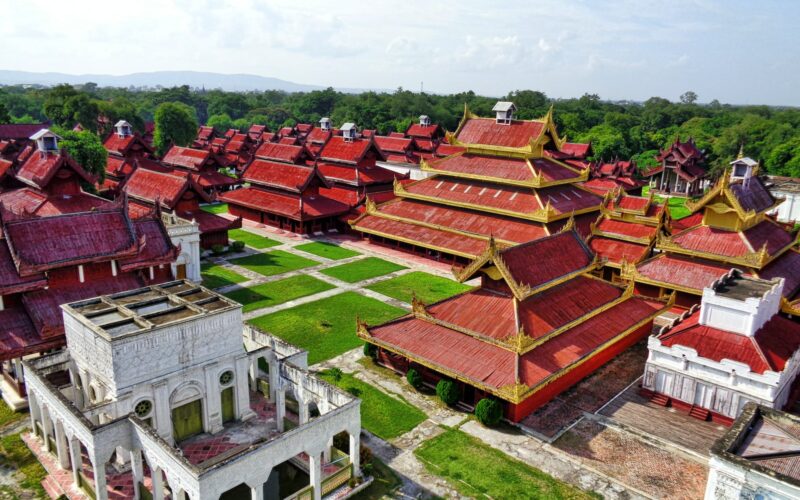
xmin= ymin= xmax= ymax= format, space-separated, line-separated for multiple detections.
xmin=582 ymin=159 xmax=646 ymax=195
xmin=23 ymin=281 xmax=363 ymax=500
xmin=624 ymin=163 xmax=800 ymax=308
xmin=643 ymin=137 xmax=709 ymax=196
xmin=359 ymin=229 xmax=671 ymax=422
xmin=0 ymin=130 xmax=184 ymax=410
xmin=100 ymin=120 xmax=156 ymax=194
xmin=121 ymin=165 xmax=241 ymax=250
xmin=350 ymin=102 xmax=606 ymax=264
xmin=161 ymin=145 xmax=239 ymax=194
xmin=643 ymin=270 xmax=800 ymax=424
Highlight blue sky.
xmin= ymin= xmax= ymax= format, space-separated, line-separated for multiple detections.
xmin=1 ymin=0 xmax=798 ymax=105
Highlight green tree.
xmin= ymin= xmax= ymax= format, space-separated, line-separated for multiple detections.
xmin=680 ymin=91 xmax=698 ymax=104
xmin=0 ymin=103 xmax=10 ymax=123
xmin=153 ymin=102 xmax=198 ymax=155
xmin=207 ymin=113 xmax=234 ymax=131
xmin=54 ymin=128 xmax=108 ymax=182
xmin=436 ymin=379 xmax=460 ymax=406
xmin=406 ymin=368 xmax=423 ymax=390
xmin=474 ymin=398 xmax=503 ymax=427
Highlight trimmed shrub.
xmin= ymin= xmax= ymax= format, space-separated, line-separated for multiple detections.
xmin=406 ymin=368 xmax=423 ymax=390
xmin=474 ymin=398 xmax=503 ymax=427
xmin=211 ymin=244 xmax=226 ymax=255
xmin=363 ymin=343 xmax=378 ymax=359
xmin=327 ymin=367 xmax=343 ymax=382
xmin=231 ymin=240 xmax=245 ymax=251
xmin=436 ymin=379 xmax=460 ymax=406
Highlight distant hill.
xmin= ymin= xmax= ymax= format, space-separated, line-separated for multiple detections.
xmin=0 ymin=70 xmax=335 ymax=92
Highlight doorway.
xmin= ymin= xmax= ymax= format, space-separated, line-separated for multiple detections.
xmin=172 ymin=399 xmax=203 ymax=442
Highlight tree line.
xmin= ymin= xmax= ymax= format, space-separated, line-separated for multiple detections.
xmin=1 ymin=84 xmax=799 ymax=177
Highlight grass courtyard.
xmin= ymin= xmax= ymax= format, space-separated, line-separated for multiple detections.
xmin=228 ymin=228 xmax=281 ymax=249
xmin=0 ymin=432 xmax=47 ymax=498
xmin=415 ymin=429 xmax=596 ymax=499
xmin=201 ymin=203 xmax=229 ymax=214
xmin=248 ymin=292 xmax=406 ymax=364
xmin=366 ymin=271 xmax=472 ymax=304
xmin=642 ymin=186 xmax=693 ymax=220
xmin=294 ymin=241 xmax=360 ymax=260
xmin=200 ymin=263 xmax=248 ymax=290
xmin=318 ymin=370 xmax=426 ymax=440
xmin=230 ymin=250 xmax=318 ymax=277
xmin=321 ymin=257 xmax=406 ymax=283
xmin=223 ymin=275 xmax=335 ymax=312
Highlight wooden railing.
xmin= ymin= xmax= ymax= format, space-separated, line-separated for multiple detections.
xmin=284 ymin=484 xmax=313 ymax=500
xmin=321 ymin=463 xmax=352 ymax=496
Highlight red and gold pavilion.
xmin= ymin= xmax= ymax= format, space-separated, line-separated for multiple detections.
xmin=359 ymin=228 xmax=672 ymax=421
xmin=350 ymin=103 xmax=606 ymax=264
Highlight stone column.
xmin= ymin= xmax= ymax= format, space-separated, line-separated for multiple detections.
xmin=349 ymin=431 xmax=360 ymax=476
xmin=92 ymin=457 xmax=108 ymax=500
xmin=130 ymin=449 xmax=144 ymax=500
xmin=268 ymin=358 xmax=280 ymax=402
xmin=275 ymin=387 xmax=285 ymax=432
xmin=234 ymin=355 xmax=255 ymax=421
xmin=152 ymin=467 xmax=165 ymax=500
xmin=68 ymin=368 xmax=85 ymax=409
xmin=41 ymin=406 xmax=52 ymax=453
xmin=298 ymin=393 xmax=309 ymax=425
xmin=308 ymin=450 xmax=322 ymax=500
xmin=323 ymin=437 xmax=332 ymax=462
xmin=153 ymin=381 xmax=172 ymax=442
xmin=249 ymin=482 xmax=264 ymax=500
xmin=68 ymin=437 xmax=82 ymax=487
xmin=54 ymin=422 xmax=70 ymax=469
xmin=248 ymin=358 xmax=258 ymax=392
xmin=28 ymin=391 xmax=40 ymax=436
xmin=202 ymin=363 xmax=223 ymax=434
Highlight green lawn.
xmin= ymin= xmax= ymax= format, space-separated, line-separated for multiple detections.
xmin=248 ymin=292 xmax=406 ymax=364
xmin=0 ymin=432 xmax=47 ymax=498
xmin=0 ymin=400 xmax=24 ymax=429
xmin=229 ymin=250 xmax=318 ymax=278
xmin=415 ymin=429 xmax=595 ymax=499
xmin=320 ymin=257 xmax=406 ymax=284
xmin=201 ymin=203 xmax=229 ymax=214
xmin=319 ymin=370 xmax=426 ymax=440
xmin=642 ymin=186 xmax=693 ymax=220
xmin=352 ymin=456 xmax=401 ymax=499
xmin=200 ymin=263 xmax=248 ymax=290
xmin=367 ymin=271 xmax=472 ymax=304
xmin=229 ymin=229 xmax=281 ymax=249
xmin=294 ymin=241 xmax=360 ymax=260
xmin=223 ymin=275 xmax=334 ymax=312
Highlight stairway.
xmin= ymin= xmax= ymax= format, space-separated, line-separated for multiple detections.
xmin=650 ymin=393 xmax=671 ymax=407
xmin=689 ymin=405 xmax=711 ymax=421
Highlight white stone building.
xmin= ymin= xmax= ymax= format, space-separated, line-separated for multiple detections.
xmin=643 ymin=269 xmax=800 ymax=423
xmin=23 ymin=281 xmax=362 ymax=500
xmin=161 ymin=212 xmax=202 ymax=282
xmin=767 ymin=176 xmax=800 ymax=224
xmin=706 ymin=404 xmax=800 ymax=499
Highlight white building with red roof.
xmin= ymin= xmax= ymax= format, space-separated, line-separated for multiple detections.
xmin=643 ymin=269 xmax=800 ymax=424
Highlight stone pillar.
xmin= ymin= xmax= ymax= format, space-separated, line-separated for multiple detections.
xmin=28 ymin=391 xmax=40 ymax=436
xmin=68 ymin=368 xmax=85 ymax=409
xmin=202 ymin=363 xmax=223 ymax=434
xmin=298 ymin=394 xmax=309 ymax=425
xmin=323 ymin=437 xmax=332 ymax=462
xmin=250 ymin=482 xmax=264 ymax=500
xmin=248 ymin=358 xmax=258 ymax=392
xmin=68 ymin=437 xmax=82 ymax=487
xmin=54 ymin=422 xmax=70 ymax=469
xmin=130 ymin=450 xmax=144 ymax=500
xmin=41 ymin=406 xmax=52 ymax=453
xmin=153 ymin=381 xmax=172 ymax=442
xmin=308 ymin=450 xmax=322 ymax=500
xmin=268 ymin=359 xmax=280 ymax=402
xmin=349 ymin=431 xmax=360 ymax=476
xmin=275 ymin=387 xmax=285 ymax=432
xmin=234 ymin=355 xmax=255 ymax=421
xmin=152 ymin=467 xmax=165 ymax=500
xmin=92 ymin=457 xmax=108 ymax=500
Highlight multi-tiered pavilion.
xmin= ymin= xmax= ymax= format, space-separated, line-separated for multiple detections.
xmin=350 ymin=103 xmax=607 ymax=264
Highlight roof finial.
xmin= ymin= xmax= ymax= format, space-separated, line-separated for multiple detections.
xmin=737 ymin=142 xmax=745 ymax=160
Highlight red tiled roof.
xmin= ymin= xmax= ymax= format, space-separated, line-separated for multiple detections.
xmin=456 ymin=117 xmax=544 ymax=148
xmin=497 ymin=230 xmax=594 ymax=289
xmin=197 ymin=126 xmax=215 ymax=141
xmin=247 ymin=124 xmax=267 ymax=140
xmin=0 ymin=188 xmax=47 ymax=214
xmin=0 ymin=243 xmax=47 ymax=295
xmin=670 ymin=222 xmax=795 ymax=259
xmin=118 ymin=217 xmax=179 ymax=271
xmin=759 ymin=250 xmax=800 ymax=298
xmin=730 ymin=177 xmax=776 ymax=213
xmin=406 ymin=123 xmax=442 ymax=139
xmin=374 ymin=136 xmax=413 ymax=154
xmin=319 ymin=186 xmax=362 ymax=207
xmin=589 ymin=237 xmax=651 ymax=264
xmin=306 ymin=128 xmax=331 ymax=145
xmin=0 ymin=123 xmax=49 ymax=140
xmin=582 ymin=176 xmax=645 ymax=194
xmin=193 ymin=170 xmax=240 ymax=190
xmin=596 ymin=218 xmax=658 ymax=240
xmin=3 ymin=209 xmax=139 ymax=275
xmin=636 ymin=254 xmax=734 ymax=291
xmin=0 ymin=305 xmax=44 ymax=360
xmin=671 ymin=212 xmax=703 ymax=232
xmin=122 ymin=167 xmax=205 ymax=208
xmin=559 ymin=142 xmax=592 ymax=159
xmin=743 ymin=220 xmax=796 ymax=256
xmin=435 ymin=143 xmax=466 ymax=157
xmin=318 ymin=136 xmax=385 ymax=164
xmin=161 ymin=146 xmax=210 ymax=171
xmin=106 ymin=155 xmax=134 ymax=178
xmin=279 ymin=136 xmax=299 ymax=145
xmin=373 ymin=198 xmax=548 ymax=244
xmin=353 ymin=215 xmax=489 ymax=257
xmin=0 ymin=159 xmax=13 ymax=180
xmin=254 ymin=142 xmax=306 ymax=163
xmin=317 ymin=163 xmax=398 ymax=186
xmin=103 ymin=133 xmax=152 ymax=157
xmin=16 ymin=151 xmax=96 ymax=190
xmin=221 ymin=187 xmax=350 ymax=220
xmin=31 ymin=193 xmax=112 ymax=216
xmin=242 ymin=160 xmax=329 ymax=192
xmin=178 ymin=209 xmax=242 ymax=234
xmin=412 ymin=138 xmax=435 ymax=152
xmin=427 ymin=154 xmax=535 ymax=183
xmin=658 ymin=312 xmax=800 ymax=374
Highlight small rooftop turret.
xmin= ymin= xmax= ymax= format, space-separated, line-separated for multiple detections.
xmin=492 ymin=101 xmax=516 ymax=125
xmin=30 ymin=129 xmax=61 ymax=153
xmin=319 ymin=117 xmax=331 ymax=131
xmin=114 ymin=120 xmax=133 ymax=137
xmin=700 ymin=269 xmax=784 ymax=337
xmin=341 ymin=122 xmax=358 ymax=141
xmin=419 ymin=114 xmax=431 ymax=126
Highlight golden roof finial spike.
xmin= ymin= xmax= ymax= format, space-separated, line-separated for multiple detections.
xmin=737 ymin=143 xmax=745 ymax=160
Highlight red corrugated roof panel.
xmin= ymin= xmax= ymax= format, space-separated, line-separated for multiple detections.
xmin=589 ymin=237 xmax=650 ymax=264
xmin=254 ymin=142 xmax=305 ymax=163
xmin=319 ymin=136 xmax=385 ymax=164
xmin=456 ymin=117 xmax=544 ymax=148
xmin=596 ymin=218 xmax=658 ymax=239
xmin=221 ymin=187 xmax=350 ymax=220
xmin=162 ymin=146 xmax=210 ymax=171
xmin=637 ymin=254 xmax=733 ymax=291
xmin=498 ymin=231 xmax=594 ymax=289
xmin=353 ymin=215 xmax=489 ymax=257
xmin=123 ymin=167 xmax=191 ymax=208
